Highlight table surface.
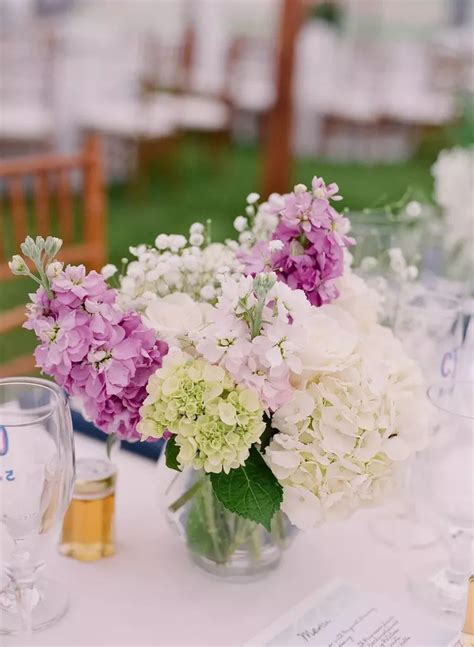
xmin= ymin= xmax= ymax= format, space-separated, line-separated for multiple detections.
xmin=3 ymin=434 xmax=461 ymax=647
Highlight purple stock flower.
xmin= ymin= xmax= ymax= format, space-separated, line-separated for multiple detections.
xmin=51 ymin=265 xmax=109 ymax=308
xmin=241 ymin=177 xmax=355 ymax=307
xmin=25 ymin=263 xmax=168 ymax=441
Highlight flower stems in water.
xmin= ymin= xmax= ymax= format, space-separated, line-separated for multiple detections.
xmin=169 ymin=478 xmax=205 ymax=513
xmin=173 ymin=473 xmax=289 ymax=567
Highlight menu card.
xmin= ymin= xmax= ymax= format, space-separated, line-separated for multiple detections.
xmin=246 ymin=581 xmax=458 ymax=646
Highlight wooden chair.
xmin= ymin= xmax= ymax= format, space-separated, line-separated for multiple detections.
xmin=0 ymin=134 xmax=106 ymax=377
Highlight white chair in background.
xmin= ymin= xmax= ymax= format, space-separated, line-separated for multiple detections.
xmin=142 ymin=25 xmax=232 ymax=138
xmin=60 ymin=1 xmax=183 ymax=180
xmin=293 ymin=19 xmax=338 ymax=156
xmin=317 ymin=39 xmax=382 ymax=161
xmin=0 ymin=24 xmax=56 ymax=154
xmin=380 ymin=41 xmax=456 ymax=128
xmin=218 ymin=0 xmax=280 ymax=140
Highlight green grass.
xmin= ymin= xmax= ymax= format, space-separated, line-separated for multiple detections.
xmin=0 ymin=140 xmax=436 ymax=365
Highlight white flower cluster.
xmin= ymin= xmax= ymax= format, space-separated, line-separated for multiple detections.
xmin=264 ymin=271 xmax=427 ymax=529
xmin=116 ymin=223 xmax=243 ymax=312
xmin=233 ymin=192 xmax=283 ymax=247
xmin=155 ymin=268 xmax=426 ymax=529
xmin=432 ymin=147 xmax=474 ymax=287
xmin=359 ymin=247 xmax=418 ymax=283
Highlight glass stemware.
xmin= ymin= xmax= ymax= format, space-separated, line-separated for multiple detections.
xmin=370 ymin=279 xmax=464 ymax=549
xmin=409 ymin=381 xmax=474 ymax=619
xmin=0 ymin=378 xmax=75 ymax=635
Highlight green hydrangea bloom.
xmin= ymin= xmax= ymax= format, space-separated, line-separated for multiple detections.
xmin=138 ymin=353 xmax=265 ymax=473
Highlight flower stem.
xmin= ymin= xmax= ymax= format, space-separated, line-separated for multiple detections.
xmin=169 ymin=478 xmax=205 ymax=513
xmin=201 ymin=479 xmax=225 ymax=563
xmin=273 ymin=511 xmax=286 ymax=547
xmin=205 ymin=219 xmax=212 ymax=246
xmin=249 ymin=527 xmax=262 ymax=562
xmin=106 ymin=433 xmax=119 ymax=459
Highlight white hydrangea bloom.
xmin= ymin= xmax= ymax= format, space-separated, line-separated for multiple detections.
xmin=332 ymin=270 xmax=381 ymax=331
xmin=144 ymin=293 xmax=212 ymax=347
xmin=265 ymin=299 xmax=427 ymax=530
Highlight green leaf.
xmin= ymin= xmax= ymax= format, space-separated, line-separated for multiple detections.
xmin=165 ymin=436 xmax=181 ymax=472
xmin=210 ymin=447 xmax=283 ymax=531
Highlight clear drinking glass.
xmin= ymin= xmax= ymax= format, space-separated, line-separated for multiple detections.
xmin=0 ymin=378 xmax=75 ymax=635
xmin=349 ymin=211 xmax=425 ymax=326
xmin=370 ymin=279 xmax=464 ymax=549
xmin=409 ymin=381 xmax=474 ymax=619
xmin=349 ymin=208 xmax=430 ymax=266
xmin=393 ymin=280 xmax=465 ymax=383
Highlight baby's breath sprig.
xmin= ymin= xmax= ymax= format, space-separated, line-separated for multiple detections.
xmin=233 ymin=192 xmax=261 ymax=246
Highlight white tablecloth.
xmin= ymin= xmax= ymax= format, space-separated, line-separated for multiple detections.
xmin=4 ymin=434 xmax=459 ymax=647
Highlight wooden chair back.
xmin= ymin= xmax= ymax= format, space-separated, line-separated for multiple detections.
xmin=0 ymin=134 xmax=106 ymax=377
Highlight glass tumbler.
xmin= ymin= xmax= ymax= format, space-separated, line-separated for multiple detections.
xmin=370 ymin=279 xmax=463 ymax=549
xmin=0 ymin=378 xmax=75 ymax=635
xmin=409 ymin=381 xmax=474 ymax=619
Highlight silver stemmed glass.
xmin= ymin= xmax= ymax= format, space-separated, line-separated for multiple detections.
xmin=0 ymin=378 xmax=75 ymax=635
xmin=410 ymin=381 xmax=474 ymax=619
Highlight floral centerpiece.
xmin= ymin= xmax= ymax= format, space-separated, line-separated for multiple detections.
xmin=10 ymin=176 xmax=426 ymax=577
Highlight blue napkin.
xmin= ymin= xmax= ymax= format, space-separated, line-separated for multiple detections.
xmin=72 ymin=410 xmax=164 ymax=461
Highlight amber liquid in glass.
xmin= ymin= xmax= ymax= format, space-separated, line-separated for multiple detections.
xmin=60 ymin=493 xmax=115 ymax=562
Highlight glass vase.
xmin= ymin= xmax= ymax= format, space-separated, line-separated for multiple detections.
xmin=165 ymin=468 xmax=295 ymax=580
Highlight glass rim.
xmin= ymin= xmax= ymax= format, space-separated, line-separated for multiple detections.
xmin=348 ymin=210 xmax=404 ymax=225
xmin=0 ymin=377 xmax=67 ymax=428
xmin=398 ymin=282 xmax=463 ymax=309
xmin=427 ymin=381 xmax=474 ymax=421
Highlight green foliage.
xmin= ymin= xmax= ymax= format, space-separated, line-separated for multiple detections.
xmin=165 ymin=436 xmax=182 ymax=472
xmin=449 ymin=95 xmax=474 ymax=148
xmin=185 ymin=477 xmax=231 ymax=563
xmin=185 ymin=488 xmax=221 ymax=560
xmin=308 ymin=1 xmax=342 ymax=27
xmin=210 ymin=447 xmax=283 ymax=531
